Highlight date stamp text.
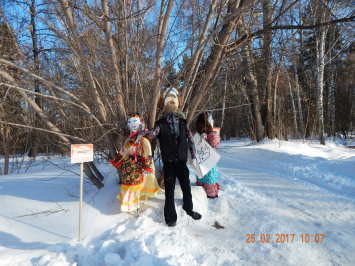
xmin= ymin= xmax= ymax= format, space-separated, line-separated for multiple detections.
xmin=246 ymin=234 xmax=324 ymax=243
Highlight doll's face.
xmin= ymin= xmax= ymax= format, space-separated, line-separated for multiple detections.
xmin=127 ymin=117 xmax=141 ymax=132
xmin=164 ymin=94 xmax=178 ymax=108
xmin=163 ymin=94 xmax=178 ymax=113
xmin=207 ymin=114 xmax=214 ymax=128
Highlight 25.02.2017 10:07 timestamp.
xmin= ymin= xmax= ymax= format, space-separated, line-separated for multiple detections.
xmin=246 ymin=234 xmax=324 ymax=243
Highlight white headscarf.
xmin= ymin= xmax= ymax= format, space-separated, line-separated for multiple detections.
xmin=164 ymin=87 xmax=179 ymax=97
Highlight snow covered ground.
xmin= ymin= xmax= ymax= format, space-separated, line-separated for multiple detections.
xmin=0 ymin=139 xmax=355 ymax=266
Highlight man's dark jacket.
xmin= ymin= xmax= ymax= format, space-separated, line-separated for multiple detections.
xmin=156 ymin=117 xmax=188 ymax=163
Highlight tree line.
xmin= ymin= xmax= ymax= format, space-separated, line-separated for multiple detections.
xmin=1 ymin=0 xmax=354 ymax=184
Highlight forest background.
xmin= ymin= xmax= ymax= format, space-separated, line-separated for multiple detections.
xmin=1 ymin=0 xmax=355 ymax=188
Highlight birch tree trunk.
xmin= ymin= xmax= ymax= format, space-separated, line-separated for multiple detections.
xmin=273 ymin=47 xmax=288 ymax=131
xmin=0 ymin=104 xmax=9 ymax=174
xmin=294 ymin=66 xmax=304 ymax=138
xmin=220 ymin=66 xmax=228 ymax=129
xmin=327 ymin=25 xmax=336 ymax=137
xmin=285 ymin=71 xmax=298 ymax=137
xmin=28 ymin=0 xmax=40 ymax=157
xmin=315 ymin=25 xmax=327 ymax=145
xmin=123 ymin=0 xmax=130 ymax=113
xmin=238 ymin=15 xmax=264 ymax=142
xmin=261 ymin=0 xmax=274 ymax=139
xmin=235 ymin=77 xmax=254 ymax=135
xmin=298 ymin=0 xmax=307 ymax=133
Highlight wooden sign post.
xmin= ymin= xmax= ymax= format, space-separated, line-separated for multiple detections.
xmin=70 ymin=144 xmax=93 ymax=242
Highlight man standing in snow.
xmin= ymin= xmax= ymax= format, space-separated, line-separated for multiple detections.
xmin=139 ymin=88 xmax=202 ymax=227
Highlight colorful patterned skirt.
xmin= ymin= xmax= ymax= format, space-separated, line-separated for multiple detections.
xmin=118 ymin=174 xmax=161 ymax=212
xmin=196 ymin=165 xmax=221 ymax=198
xmin=118 ymin=156 xmax=160 ymax=212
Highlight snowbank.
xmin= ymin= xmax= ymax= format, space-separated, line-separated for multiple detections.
xmin=1 ymin=139 xmax=354 ymax=265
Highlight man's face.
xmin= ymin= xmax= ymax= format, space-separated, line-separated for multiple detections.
xmin=127 ymin=117 xmax=141 ymax=131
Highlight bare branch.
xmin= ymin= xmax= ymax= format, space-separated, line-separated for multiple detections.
xmin=0 ymin=121 xmax=86 ymax=142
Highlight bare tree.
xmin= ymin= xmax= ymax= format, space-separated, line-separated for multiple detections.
xmin=261 ymin=0 xmax=274 ymax=139
xmin=294 ymin=64 xmax=304 ymax=138
xmin=1 ymin=0 xmax=354 ymax=183
xmin=285 ymin=69 xmax=298 ymax=137
xmin=238 ymin=14 xmax=264 ymax=142
xmin=314 ymin=1 xmax=328 ymax=145
xmin=327 ymin=25 xmax=336 ymax=137
xmin=148 ymin=0 xmax=174 ymax=129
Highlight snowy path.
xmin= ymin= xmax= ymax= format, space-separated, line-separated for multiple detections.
xmin=216 ymin=148 xmax=355 ymax=265
xmin=0 ymin=139 xmax=354 ymax=265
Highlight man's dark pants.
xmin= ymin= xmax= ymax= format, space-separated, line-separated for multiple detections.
xmin=163 ymin=160 xmax=193 ymax=224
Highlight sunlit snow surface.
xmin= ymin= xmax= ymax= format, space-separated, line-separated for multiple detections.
xmin=0 ymin=138 xmax=354 ymax=266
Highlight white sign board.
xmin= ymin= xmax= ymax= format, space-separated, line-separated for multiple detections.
xmin=190 ymin=133 xmax=221 ymax=179
xmin=71 ymin=144 xmax=93 ymax=163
